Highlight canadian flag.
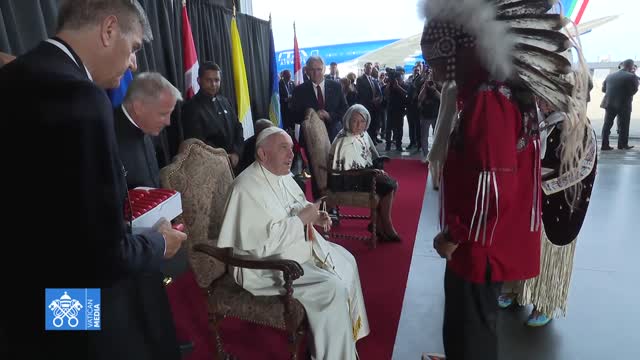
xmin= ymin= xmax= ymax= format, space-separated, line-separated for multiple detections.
xmin=182 ymin=3 xmax=199 ymax=99
xmin=293 ymin=22 xmax=303 ymax=86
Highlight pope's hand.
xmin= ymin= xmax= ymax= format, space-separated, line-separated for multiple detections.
xmin=298 ymin=203 xmax=321 ymax=225
xmin=315 ymin=211 xmax=332 ymax=231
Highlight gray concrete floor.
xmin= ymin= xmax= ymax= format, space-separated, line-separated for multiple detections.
xmin=380 ymin=129 xmax=640 ymax=359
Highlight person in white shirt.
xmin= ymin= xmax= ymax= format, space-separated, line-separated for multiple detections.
xmin=217 ymin=127 xmax=370 ymax=360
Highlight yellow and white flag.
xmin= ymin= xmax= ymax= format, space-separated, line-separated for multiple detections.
xmin=230 ymin=16 xmax=254 ymax=139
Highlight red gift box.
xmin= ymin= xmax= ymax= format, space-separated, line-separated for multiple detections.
xmin=124 ymin=187 xmax=183 ymax=234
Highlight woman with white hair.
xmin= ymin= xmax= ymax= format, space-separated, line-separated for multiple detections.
xmin=329 ymin=104 xmax=400 ymax=242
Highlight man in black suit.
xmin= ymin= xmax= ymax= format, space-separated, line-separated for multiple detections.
xmin=600 ymin=59 xmax=639 ymax=150
xmin=116 ymin=72 xmax=182 ymax=188
xmin=279 ymin=69 xmax=295 ymax=131
xmin=356 ymin=62 xmax=383 ymax=142
xmin=113 ymin=71 xmax=184 ymax=360
xmin=325 ymin=61 xmax=340 ymax=81
xmin=0 ymin=1 xmax=187 ymax=359
xmin=182 ymin=61 xmax=244 ymax=171
xmin=291 ymin=55 xmax=348 ymax=142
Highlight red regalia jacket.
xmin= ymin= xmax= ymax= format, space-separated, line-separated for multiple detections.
xmin=442 ymin=78 xmax=542 ymax=283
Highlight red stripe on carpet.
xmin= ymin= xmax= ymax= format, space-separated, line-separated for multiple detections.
xmin=178 ymin=159 xmax=428 ymax=359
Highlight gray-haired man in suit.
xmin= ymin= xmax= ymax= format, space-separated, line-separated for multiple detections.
xmin=600 ymin=59 xmax=639 ymax=150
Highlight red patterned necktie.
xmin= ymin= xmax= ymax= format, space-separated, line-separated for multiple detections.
xmin=316 ymin=84 xmax=325 ymax=109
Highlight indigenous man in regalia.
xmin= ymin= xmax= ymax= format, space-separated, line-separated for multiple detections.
xmin=418 ymin=0 xmax=592 ymax=358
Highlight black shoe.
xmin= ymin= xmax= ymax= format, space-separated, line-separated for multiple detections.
xmin=601 ymin=145 xmax=614 ymax=151
xmin=378 ymin=231 xmax=402 ymax=242
xmin=618 ymin=145 xmax=635 ymax=150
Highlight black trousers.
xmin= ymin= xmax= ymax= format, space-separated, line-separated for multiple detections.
xmin=602 ymin=106 xmax=632 ymax=148
xmin=443 ymin=264 xmax=502 ymax=360
xmin=407 ymin=105 xmax=420 ymax=146
xmin=386 ymin=110 xmax=405 ymax=147
xmin=380 ymin=106 xmax=388 ymax=134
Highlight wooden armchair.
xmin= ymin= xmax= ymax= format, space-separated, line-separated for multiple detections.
xmin=301 ymin=109 xmax=381 ymax=249
xmin=160 ymin=138 xmax=308 ymax=360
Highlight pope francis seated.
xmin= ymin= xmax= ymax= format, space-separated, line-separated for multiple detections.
xmin=216 ymin=127 xmax=370 ymax=359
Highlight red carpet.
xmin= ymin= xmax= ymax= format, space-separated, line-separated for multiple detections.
xmin=171 ymin=159 xmax=428 ymax=360
xmin=327 ymin=159 xmax=428 ymax=360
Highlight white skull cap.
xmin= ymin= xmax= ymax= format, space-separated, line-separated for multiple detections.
xmin=256 ymin=127 xmax=287 ymax=147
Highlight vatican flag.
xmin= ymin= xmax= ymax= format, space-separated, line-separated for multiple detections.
xmin=230 ymin=16 xmax=254 ymax=139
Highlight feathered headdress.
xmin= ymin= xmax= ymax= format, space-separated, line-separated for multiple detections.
xmin=418 ymin=0 xmax=585 ymax=111
xmin=421 ymin=0 xmax=591 ymax=205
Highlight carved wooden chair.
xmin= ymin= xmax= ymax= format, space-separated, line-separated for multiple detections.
xmin=301 ymin=109 xmax=381 ymax=249
xmin=160 ymin=138 xmax=308 ymax=360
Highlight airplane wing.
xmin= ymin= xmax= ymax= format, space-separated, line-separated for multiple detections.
xmin=571 ymin=15 xmax=620 ymax=35
xmin=338 ymin=33 xmax=423 ymax=71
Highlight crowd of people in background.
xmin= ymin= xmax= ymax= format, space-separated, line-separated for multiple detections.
xmin=279 ymin=60 xmax=442 ymax=162
xmin=278 ymin=57 xmax=639 ymax=160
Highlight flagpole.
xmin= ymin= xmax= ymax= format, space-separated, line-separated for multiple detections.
xmin=233 ymin=0 xmax=236 ymax=17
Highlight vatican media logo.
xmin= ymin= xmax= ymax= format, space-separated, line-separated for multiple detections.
xmin=45 ymin=289 xmax=101 ymax=331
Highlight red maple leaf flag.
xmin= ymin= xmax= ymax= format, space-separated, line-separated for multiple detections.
xmin=293 ymin=22 xmax=303 ymax=86
xmin=182 ymin=3 xmax=199 ymax=99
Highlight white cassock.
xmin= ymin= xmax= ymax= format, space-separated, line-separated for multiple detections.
xmin=217 ymin=162 xmax=370 ymax=360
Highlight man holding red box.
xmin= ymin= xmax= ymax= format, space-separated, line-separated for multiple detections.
xmin=114 ymin=71 xmax=185 ymax=360
xmin=0 ymin=1 xmax=186 ymax=359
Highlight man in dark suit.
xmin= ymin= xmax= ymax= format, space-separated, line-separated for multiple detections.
xmin=0 ymin=1 xmax=187 ymax=359
xmin=182 ymin=61 xmax=244 ymax=171
xmin=113 ymin=71 xmax=184 ymax=360
xmin=116 ymin=72 xmax=182 ymax=188
xmin=356 ymin=62 xmax=383 ymax=142
xmin=600 ymin=59 xmax=639 ymax=150
xmin=291 ymin=55 xmax=348 ymax=142
xmin=279 ymin=69 xmax=295 ymax=131
xmin=325 ymin=61 xmax=340 ymax=81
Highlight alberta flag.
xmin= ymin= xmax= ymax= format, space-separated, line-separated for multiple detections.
xmin=230 ymin=16 xmax=254 ymax=139
xmin=268 ymin=18 xmax=282 ymax=128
